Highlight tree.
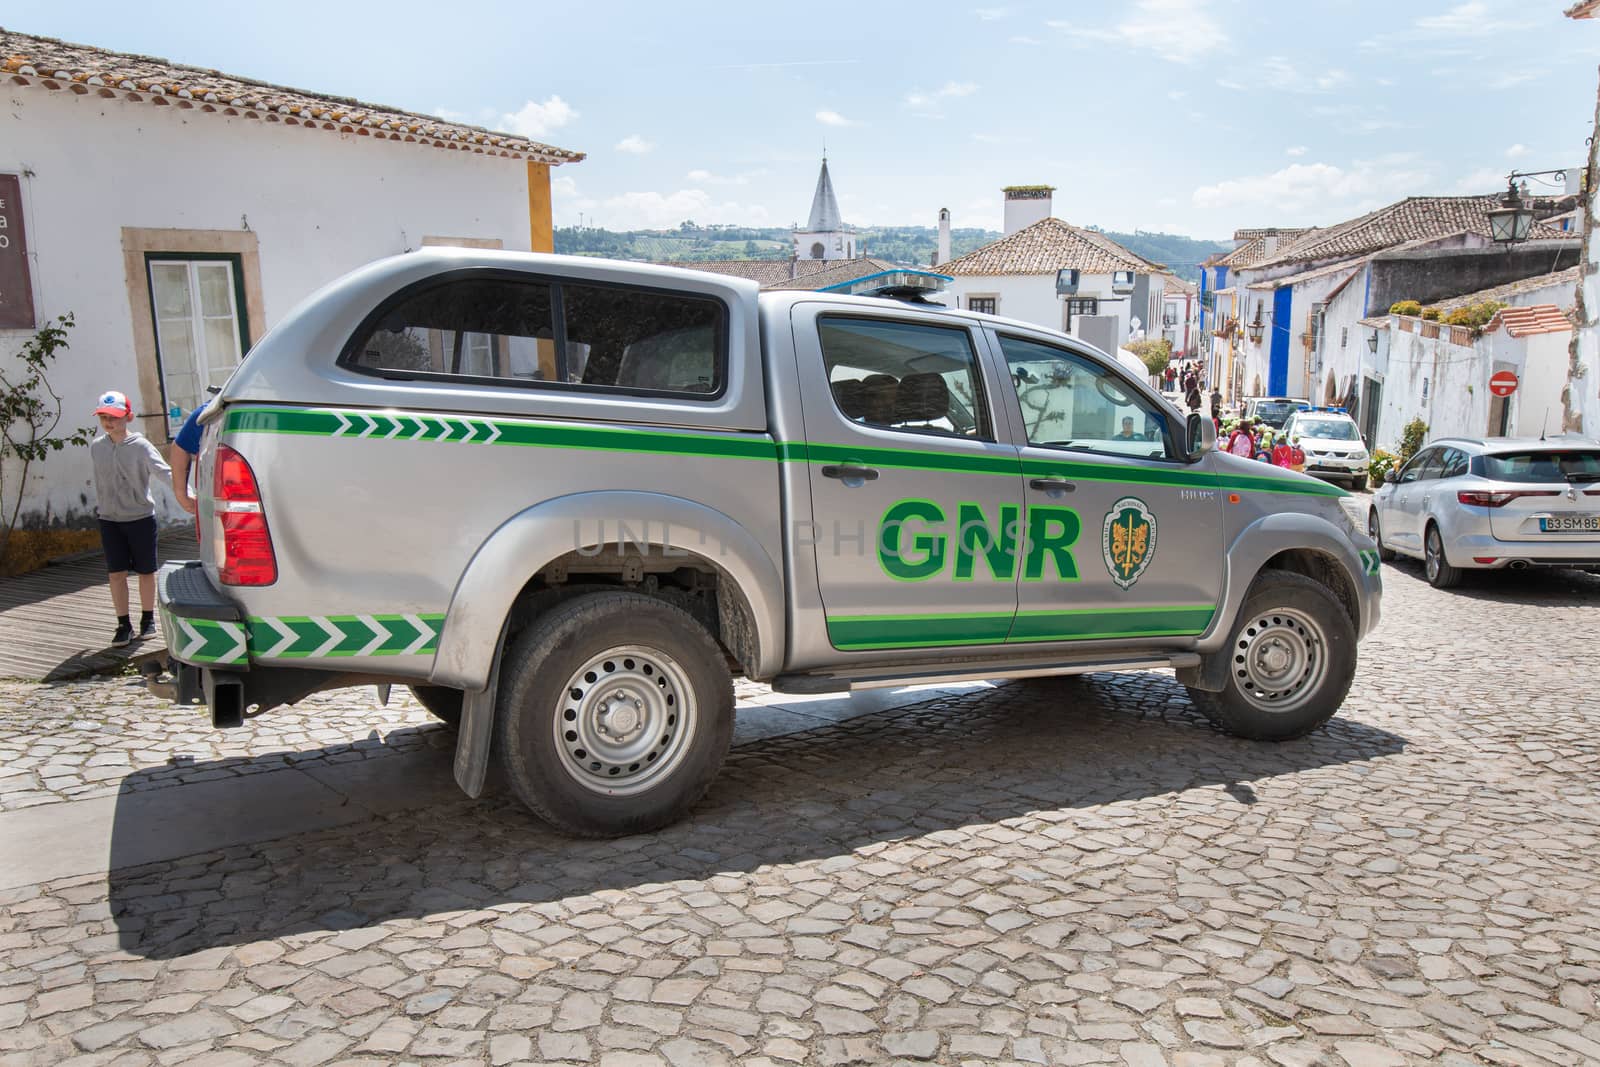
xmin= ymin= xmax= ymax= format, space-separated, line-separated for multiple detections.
xmin=1126 ymin=338 xmax=1173 ymax=378
xmin=0 ymin=314 xmax=94 ymax=560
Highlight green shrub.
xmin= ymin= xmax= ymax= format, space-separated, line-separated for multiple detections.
xmin=1389 ymin=300 xmax=1422 ymax=317
xmin=1442 ymin=300 xmax=1508 ymax=331
xmin=1398 ymin=418 xmax=1429 ymax=467
xmin=1126 ymin=338 xmax=1173 ymax=377
xmin=1421 ymin=307 xmax=1441 ymax=321
xmin=1368 ymin=448 xmax=1398 ymax=487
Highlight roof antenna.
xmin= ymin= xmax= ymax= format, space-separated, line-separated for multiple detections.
xmin=1541 ymin=406 xmax=1549 ymax=441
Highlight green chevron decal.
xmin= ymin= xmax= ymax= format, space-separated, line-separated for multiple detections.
xmin=247 ymin=613 xmax=445 ymax=659
xmin=1359 ymin=549 xmax=1381 ymax=576
xmin=162 ymin=614 xmax=250 ymax=666
xmin=162 ymin=611 xmax=444 ymax=667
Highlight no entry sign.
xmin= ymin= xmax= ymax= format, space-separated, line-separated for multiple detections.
xmin=1489 ymin=370 xmax=1518 ymax=397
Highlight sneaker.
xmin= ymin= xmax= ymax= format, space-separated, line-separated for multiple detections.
xmin=138 ymin=619 xmax=157 ymax=640
xmin=111 ymin=622 xmax=133 ymax=648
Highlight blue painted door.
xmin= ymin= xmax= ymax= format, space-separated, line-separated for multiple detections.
xmin=1269 ymin=286 xmax=1292 ymax=396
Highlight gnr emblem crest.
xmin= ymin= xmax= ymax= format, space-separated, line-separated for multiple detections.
xmin=1102 ymin=496 xmax=1156 ymax=589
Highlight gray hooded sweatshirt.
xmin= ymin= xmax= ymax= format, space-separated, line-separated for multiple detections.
xmin=90 ymin=431 xmax=172 ymax=522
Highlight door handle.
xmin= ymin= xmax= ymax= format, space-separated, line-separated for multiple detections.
xmin=821 ymin=465 xmax=879 ymax=482
xmin=1029 ymin=477 xmax=1076 ymax=493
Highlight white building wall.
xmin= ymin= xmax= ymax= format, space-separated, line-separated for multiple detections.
xmin=1373 ymin=319 xmax=1571 ymax=448
xmin=1577 ymin=155 xmax=1600 ymax=435
xmin=945 ymin=272 xmax=1139 ymax=351
xmin=0 ymin=88 xmax=534 ymax=524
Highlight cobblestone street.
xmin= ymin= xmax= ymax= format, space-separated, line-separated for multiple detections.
xmin=1 ymin=560 xmax=1598 ymax=1066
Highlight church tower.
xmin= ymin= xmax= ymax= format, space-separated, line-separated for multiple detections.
xmin=793 ymin=157 xmax=855 ymax=261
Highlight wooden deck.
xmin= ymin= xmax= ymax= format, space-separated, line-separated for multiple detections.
xmin=0 ymin=528 xmax=198 ymax=681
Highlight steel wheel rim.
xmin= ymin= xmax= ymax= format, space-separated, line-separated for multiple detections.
xmin=1425 ymin=529 xmax=1441 ymax=581
xmin=554 ymin=644 xmax=697 ymax=796
xmin=1232 ymin=606 xmax=1328 ymax=713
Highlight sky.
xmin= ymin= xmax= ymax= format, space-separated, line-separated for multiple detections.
xmin=9 ymin=1 xmax=1600 ymax=240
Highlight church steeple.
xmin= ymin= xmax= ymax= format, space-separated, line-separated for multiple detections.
xmin=806 ymin=157 xmax=843 ymax=232
xmin=794 ymin=156 xmax=854 ymax=261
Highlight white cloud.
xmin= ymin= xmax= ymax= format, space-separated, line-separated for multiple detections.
xmin=1168 ymin=90 xmax=1187 ymax=101
xmin=1454 ymin=167 xmax=1506 ymax=194
xmin=816 ymin=110 xmax=861 ymax=127
xmin=1415 ymin=2 xmax=1516 ymax=36
xmin=1048 ymin=0 xmax=1226 ymax=63
xmin=905 ymin=81 xmax=980 ymax=113
xmin=500 ymin=95 xmax=577 ymax=138
xmin=974 ymin=6 xmax=1008 ymax=18
xmin=615 ymin=135 xmax=654 ymax=155
xmin=685 ymin=168 xmax=766 ymax=186
xmin=1218 ymin=57 xmax=1347 ymax=93
xmin=1192 ymin=159 xmax=1433 ymax=220
xmin=555 ymin=185 xmax=773 ymax=230
xmin=1506 ymin=143 xmax=1530 ymax=159
xmin=1287 ymin=146 xmax=1308 ymax=157
xmin=1489 ymin=71 xmax=1536 ymax=89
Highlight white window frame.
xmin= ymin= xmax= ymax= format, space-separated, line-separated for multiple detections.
xmin=147 ymin=257 xmax=245 ymax=429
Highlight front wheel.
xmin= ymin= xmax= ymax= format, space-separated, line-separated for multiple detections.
xmin=1424 ymin=524 xmax=1462 ymax=589
xmin=495 ymin=591 xmax=733 ymax=838
xmin=1186 ymin=571 xmax=1356 ymax=741
xmin=1349 ymin=474 xmax=1368 ymax=493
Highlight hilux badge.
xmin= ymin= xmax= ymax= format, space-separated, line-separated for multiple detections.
xmin=1102 ymin=497 xmax=1157 ymax=589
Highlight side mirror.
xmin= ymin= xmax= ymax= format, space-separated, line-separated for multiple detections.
xmin=1187 ymin=412 xmax=1215 ymax=459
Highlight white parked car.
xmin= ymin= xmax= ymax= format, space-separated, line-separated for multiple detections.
xmin=1282 ymin=407 xmax=1370 ymax=491
xmin=1367 ymin=436 xmax=1600 ymax=588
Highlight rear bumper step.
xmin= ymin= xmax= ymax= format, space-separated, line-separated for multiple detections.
xmin=773 ymin=651 xmax=1202 ymax=694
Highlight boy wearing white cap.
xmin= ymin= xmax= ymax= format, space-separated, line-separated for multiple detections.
xmin=89 ymin=390 xmax=171 ymax=647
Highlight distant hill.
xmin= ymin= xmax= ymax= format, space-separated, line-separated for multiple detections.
xmin=554 ymin=223 xmax=1229 ymax=283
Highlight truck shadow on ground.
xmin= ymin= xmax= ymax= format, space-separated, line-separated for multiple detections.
xmin=105 ymin=673 xmax=1407 ymax=959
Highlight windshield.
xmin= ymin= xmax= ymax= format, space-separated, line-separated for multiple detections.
xmin=1251 ymin=401 xmax=1300 ymax=427
xmin=1297 ymin=418 xmax=1361 ymax=441
xmin=1481 ymin=450 xmax=1600 ymax=483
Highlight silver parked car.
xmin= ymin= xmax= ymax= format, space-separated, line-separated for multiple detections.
xmin=1368 ymin=436 xmax=1600 ymax=587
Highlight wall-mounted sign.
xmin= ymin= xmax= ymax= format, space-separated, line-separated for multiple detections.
xmin=0 ymin=175 xmax=36 ymax=330
xmin=1489 ymin=370 xmax=1518 ymax=397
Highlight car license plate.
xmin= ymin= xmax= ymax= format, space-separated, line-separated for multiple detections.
xmin=1540 ymin=514 xmax=1600 ymax=532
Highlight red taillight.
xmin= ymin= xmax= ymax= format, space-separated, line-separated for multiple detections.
xmin=1457 ymin=490 xmax=1559 ymax=508
xmin=213 ymin=445 xmax=277 ymax=586
xmin=1473 ymin=557 xmax=1499 ymax=564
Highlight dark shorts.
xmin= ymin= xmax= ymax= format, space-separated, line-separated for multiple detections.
xmin=99 ymin=516 xmax=159 ymax=575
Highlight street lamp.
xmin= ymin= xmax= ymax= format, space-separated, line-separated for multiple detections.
xmin=1366 ymin=331 xmax=1380 ymax=353
xmin=1487 ymin=169 xmax=1570 ymax=244
xmin=1246 ymin=308 xmax=1265 ymax=345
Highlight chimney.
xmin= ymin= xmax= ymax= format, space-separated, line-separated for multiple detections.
xmin=1003 ymin=185 xmax=1055 ymax=236
xmin=936 ymin=208 xmax=951 ymax=265
xmin=1262 ymin=233 xmax=1280 ymax=258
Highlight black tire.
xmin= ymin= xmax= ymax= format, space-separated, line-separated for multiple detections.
xmin=1350 ymin=474 xmax=1368 ymax=493
xmin=1367 ymin=509 xmax=1395 ymax=562
xmin=1424 ymin=523 xmax=1462 ymax=589
xmin=494 ymin=591 xmax=733 ymax=838
xmin=409 ymin=685 xmax=463 ymax=728
xmin=1185 ymin=570 xmax=1356 ymax=741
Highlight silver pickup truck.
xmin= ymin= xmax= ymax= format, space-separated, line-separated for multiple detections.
xmin=155 ymin=248 xmax=1382 ymax=837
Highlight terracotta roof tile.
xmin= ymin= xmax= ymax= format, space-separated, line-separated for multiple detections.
xmin=938 ymin=218 xmax=1163 ymax=276
xmin=762 ymin=257 xmax=908 ymax=291
xmin=1256 ymin=196 xmax=1569 ymax=268
xmin=0 ymin=27 xmax=583 ymax=163
xmin=1220 ymin=229 xmax=1315 ymax=268
xmin=1487 ymin=304 xmax=1573 ymax=337
xmin=665 ymin=260 xmax=808 ymax=286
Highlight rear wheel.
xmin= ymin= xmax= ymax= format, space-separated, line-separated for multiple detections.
xmin=409 ymin=685 xmax=462 ymax=728
xmin=495 ymin=592 xmax=733 ymax=838
xmin=1424 ymin=523 xmax=1462 ymax=589
xmin=1186 ymin=570 xmax=1355 ymax=741
xmin=1367 ymin=509 xmax=1395 ymax=562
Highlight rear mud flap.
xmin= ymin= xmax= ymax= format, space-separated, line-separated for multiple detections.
xmin=453 ymin=628 xmax=508 ymax=799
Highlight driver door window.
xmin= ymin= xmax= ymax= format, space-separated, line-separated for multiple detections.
xmin=997 ymin=335 xmax=1175 ymax=459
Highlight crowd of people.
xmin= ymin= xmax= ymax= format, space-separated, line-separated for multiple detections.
xmin=1160 ymin=361 xmax=1303 ymax=471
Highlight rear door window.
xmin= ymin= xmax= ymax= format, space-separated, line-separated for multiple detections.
xmin=344 ymin=272 xmax=726 ymax=399
xmin=1480 ymin=449 xmax=1600 ymax=483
